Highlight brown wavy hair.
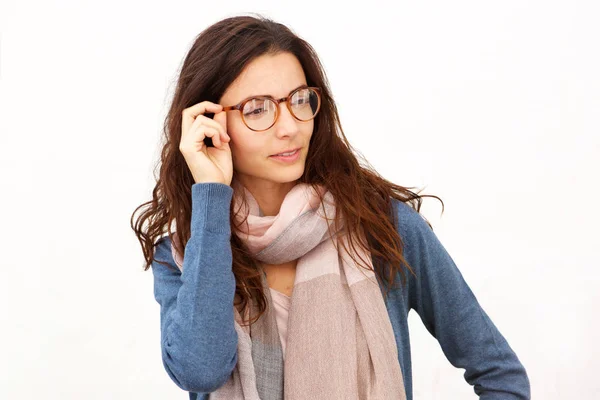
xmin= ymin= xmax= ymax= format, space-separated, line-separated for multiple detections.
xmin=130 ymin=14 xmax=444 ymax=326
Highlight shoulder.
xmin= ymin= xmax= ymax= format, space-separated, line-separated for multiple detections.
xmin=390 ymin=198 xmax=435 ymax=247
xmin=388 ymin=197 xmax=452 ymax=283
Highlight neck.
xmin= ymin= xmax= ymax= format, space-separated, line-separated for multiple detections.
xmin=234 ymin=176 xmax=297 ymax=216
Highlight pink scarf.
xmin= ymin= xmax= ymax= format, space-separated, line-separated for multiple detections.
xmin=172 ymin=180 xmax=406 ymax=399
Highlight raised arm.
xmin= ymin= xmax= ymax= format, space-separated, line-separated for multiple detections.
xmin=394 ymin=201 xmax=531 ymax=399
xmin=151 ymin=182 xmax=237 ymax=393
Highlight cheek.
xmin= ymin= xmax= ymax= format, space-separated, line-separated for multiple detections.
xmin=303 ymin=120 xmax=315 ymax=141
xmin=228 ymin=125 xmax=264 ymax=166
xmin=225 ymin=115 xmax=238 ymax=134
xmin=226 ymin=117 xmax=246 ymax=148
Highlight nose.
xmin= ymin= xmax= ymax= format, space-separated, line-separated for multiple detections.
xmin=273 ymin=101 xmax=299 ymax=138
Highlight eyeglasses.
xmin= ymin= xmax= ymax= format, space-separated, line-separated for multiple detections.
xmin=221 ymin=86 xmax=321 ymax=132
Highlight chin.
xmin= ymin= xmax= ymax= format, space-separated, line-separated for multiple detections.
xmin=234 ymin=158 xmax=306 ymax=186
xmin=263 ymin=162 xmax=305 ymax=183
xmin=269 ymin=169 xmax=304 ymax=184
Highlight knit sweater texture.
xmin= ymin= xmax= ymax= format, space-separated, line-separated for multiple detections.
xmin=151 ymin=182 xmax=530 ymax=399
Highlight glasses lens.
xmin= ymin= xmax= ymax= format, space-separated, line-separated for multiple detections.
xmin=242 ymin=98 xmax=277 ymax=131
xmin=241 ymin=88 xmax=321 ymax=131
xmin=290 ymin=88 xmax=320 ymax=121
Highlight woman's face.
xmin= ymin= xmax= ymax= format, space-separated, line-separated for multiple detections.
xmin=218 ymin=52 xmax=314 ymax=190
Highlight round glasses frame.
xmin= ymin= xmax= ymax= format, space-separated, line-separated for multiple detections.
xmin=220 ymin=86 xmax=322 ymax=132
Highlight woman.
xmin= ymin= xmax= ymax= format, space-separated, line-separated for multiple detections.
xmin=131 ymin=14 xmax=530 ymax=400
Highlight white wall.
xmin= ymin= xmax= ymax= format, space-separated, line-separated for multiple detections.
xmin=1 ymin=0 xmax=598 ymax=398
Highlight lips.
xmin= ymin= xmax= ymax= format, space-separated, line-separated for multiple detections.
xmin=270 ymin=147 xmax=300 ymax=157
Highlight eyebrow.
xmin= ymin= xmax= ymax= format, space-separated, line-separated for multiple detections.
xmin=237 ymin=84 xmax=308 ymax=104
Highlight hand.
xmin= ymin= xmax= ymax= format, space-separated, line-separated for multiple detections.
xmin=179 ymin=101 xmax=233 ymax=186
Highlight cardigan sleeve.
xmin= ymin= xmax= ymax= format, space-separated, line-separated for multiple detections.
xmin=151 ymin=182 xmax=238 ymax=394
xmin=394 ymin=201 xmax=531 ymax=399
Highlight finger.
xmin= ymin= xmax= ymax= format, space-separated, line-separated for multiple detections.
xmin=195 ymin=125 xmax=222 ymax=148
xmin=213 ymin=111 xmax=230 ymax=142
xmin=188 ymin=113 xmax=212 ymax=135
xmin=182 ymin=101 xmax=223 ymax=137
xmin=201 ymin=114 xmax=230 ymax=143
xmin=186 ymin=114 xmax=225 ymax=146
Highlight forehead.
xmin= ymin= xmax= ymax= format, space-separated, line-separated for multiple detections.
xmin=220 ymin=52 xmax=308 ymax=104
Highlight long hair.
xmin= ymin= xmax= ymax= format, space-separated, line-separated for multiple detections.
xmin=130 ymin=14 xmax=444 ymax=326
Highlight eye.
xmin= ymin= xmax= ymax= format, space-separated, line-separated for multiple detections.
xmin=244 ymin=107 xmax=265 ymax=117
xmin=243 ymin=98 xmax=272 ymax=119
xmin=291 ymin=89 xmax=310 ymax=106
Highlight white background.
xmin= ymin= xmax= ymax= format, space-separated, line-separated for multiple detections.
xmin=1 ymin=0 xmax=599 ymax=398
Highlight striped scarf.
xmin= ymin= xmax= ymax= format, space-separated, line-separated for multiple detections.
xmin=172 ymin=180 xmax=406 ymax=399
